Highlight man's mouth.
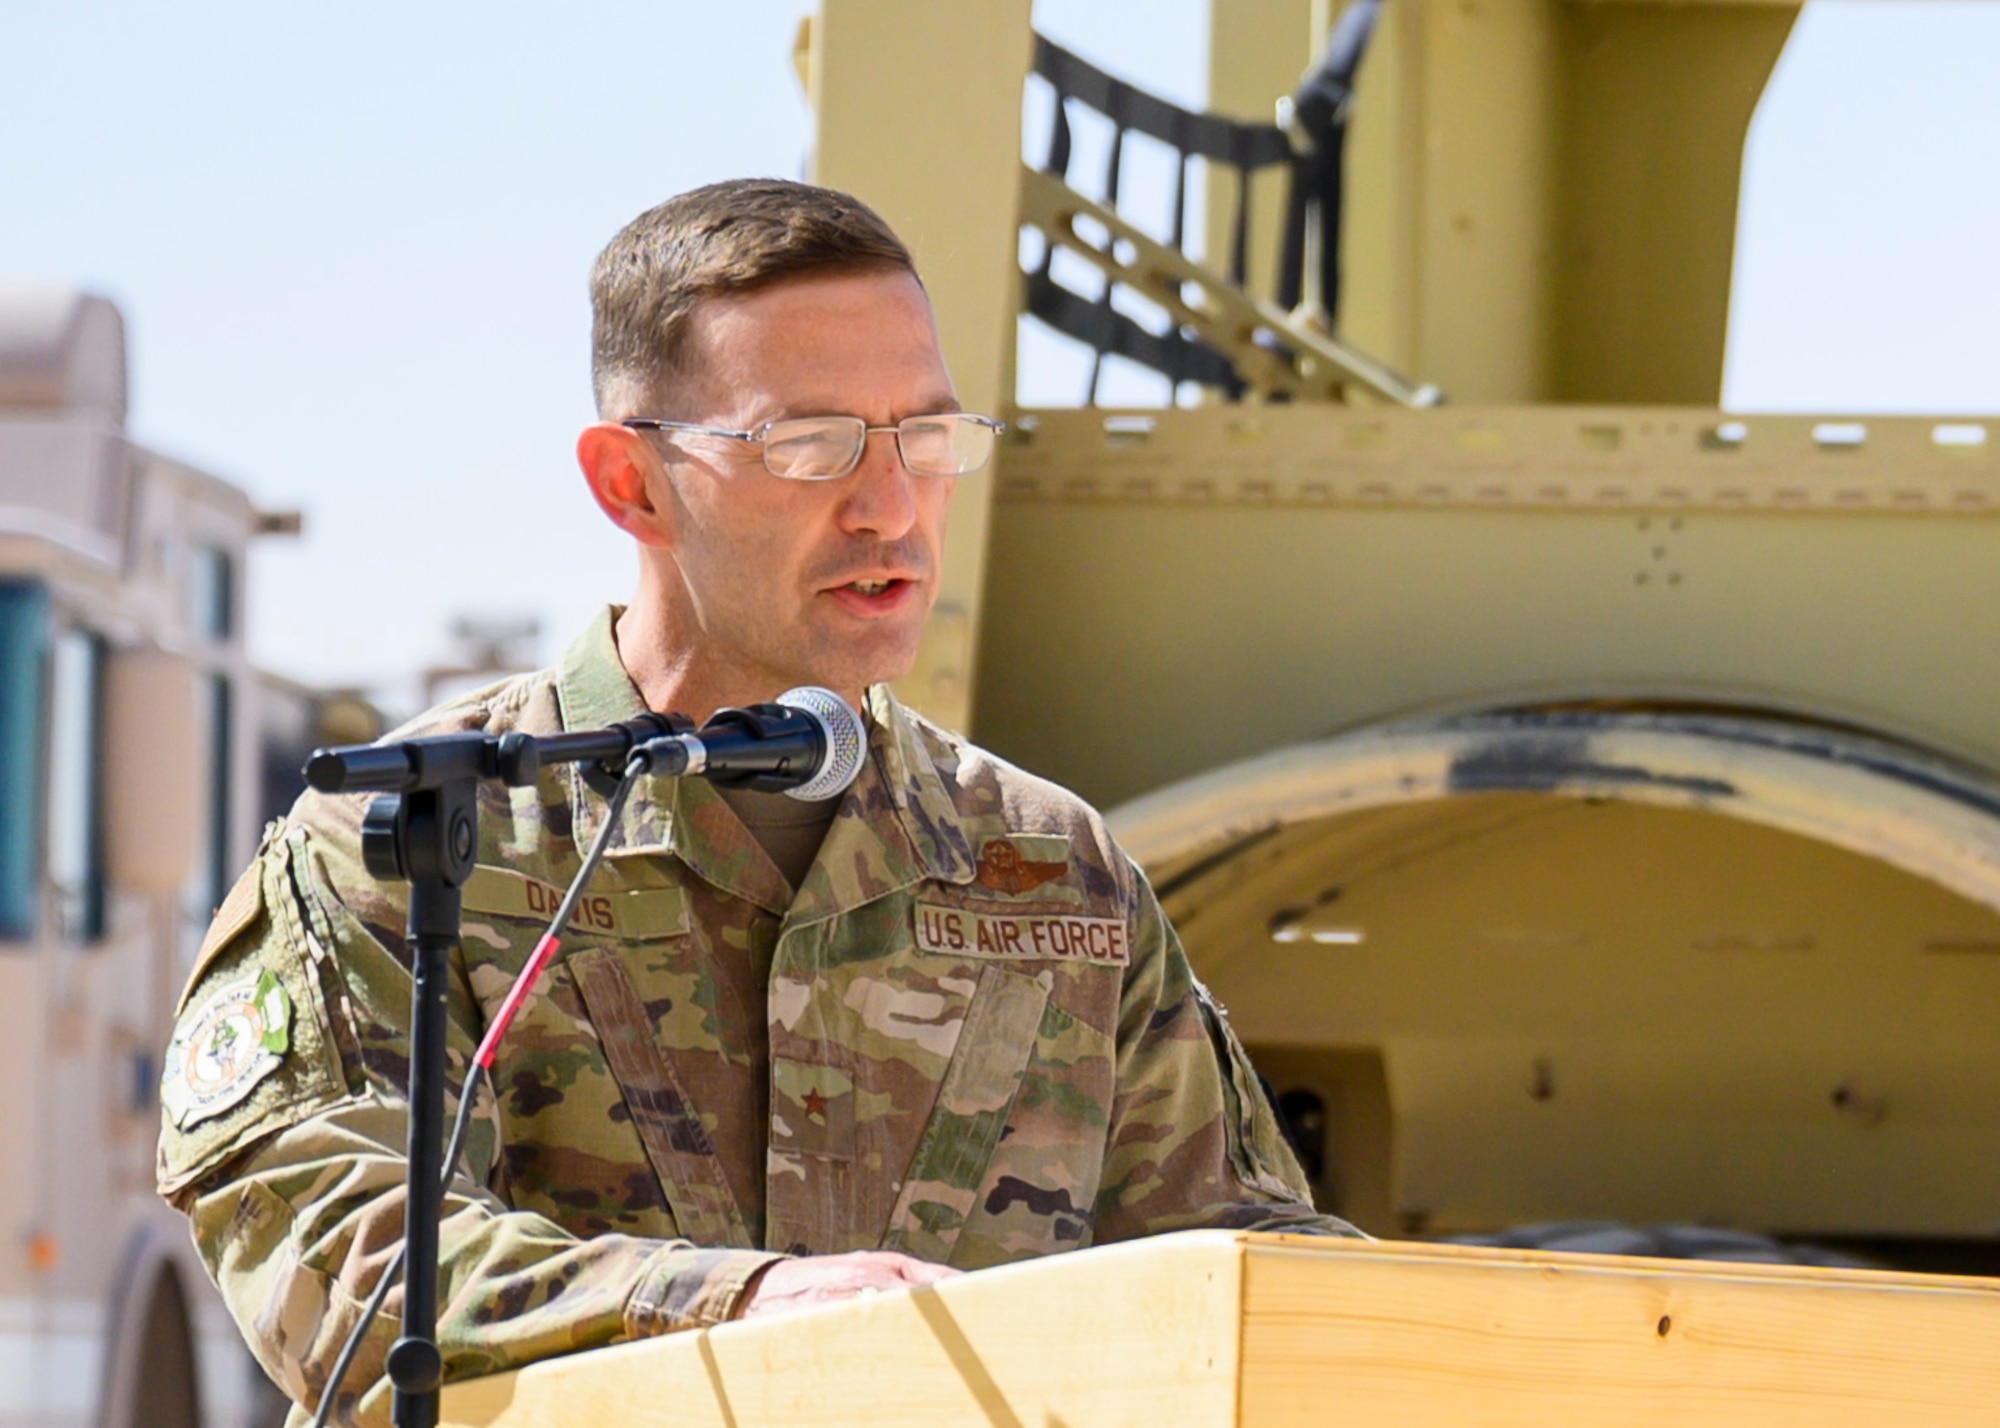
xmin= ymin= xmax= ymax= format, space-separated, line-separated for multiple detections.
xmin=835 ymin=576 xmax=913 ymax=598
xmin=823 ymin=575 xmax=920 ymax=616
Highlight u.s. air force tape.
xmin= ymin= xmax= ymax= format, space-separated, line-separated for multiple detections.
xmin=914 ymin=903 xmax=1129 ymax=966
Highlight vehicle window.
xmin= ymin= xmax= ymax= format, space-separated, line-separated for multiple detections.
xmin=47 ymin=626 xmax=107 ymax=944
xmin=0 ymin=584 xmax=48 ymax=940
xmin=180 ymin=670 xmax=236 ymax=965
xmin=188 ymin=545 xmax=233 ymax=642
xmin=201 ymin=672 xmax=232 ymax=913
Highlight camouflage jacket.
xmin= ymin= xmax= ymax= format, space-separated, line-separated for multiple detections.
xmin=157 ymin=610 xmax=1354 ymax=1425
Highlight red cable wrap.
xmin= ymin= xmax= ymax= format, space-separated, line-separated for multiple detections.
xmin=473 ymin=932 xmax=561 ymax=1070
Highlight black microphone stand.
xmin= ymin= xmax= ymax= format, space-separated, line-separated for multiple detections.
xmin=358 ymin=735 xmax=482 ymax=1428
xmin=301 ymin=695 xmax=840 ymax=1423
xmin=306 ymin=714 xmax=684 ymax=1428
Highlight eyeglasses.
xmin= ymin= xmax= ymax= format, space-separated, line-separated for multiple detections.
xmin=621 ymin=411 xmax=1005 ymax=481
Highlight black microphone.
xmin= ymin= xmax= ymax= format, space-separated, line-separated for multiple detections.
xmin=633 ymin=686 xmax=865 ymax=801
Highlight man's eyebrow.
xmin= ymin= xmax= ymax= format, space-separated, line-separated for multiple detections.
xmin=757 ymin=394 xmax=965 ymax=423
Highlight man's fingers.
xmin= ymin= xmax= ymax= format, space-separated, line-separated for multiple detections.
xmin=736 ymin=1250 xmax=959 ymax=1320
xmin=891 ymin=1257 xmax=961 ymax=1286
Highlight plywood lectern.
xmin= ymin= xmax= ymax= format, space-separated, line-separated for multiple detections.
xmin=440 ymin=1230 xmax=2000 ymax=1427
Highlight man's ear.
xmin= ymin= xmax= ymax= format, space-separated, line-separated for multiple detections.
xmin=577 ymin=423 xmax=674 ymax=548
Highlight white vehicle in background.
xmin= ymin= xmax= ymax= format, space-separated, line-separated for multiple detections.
xmin=0 ymin=287 xmax=358 ymax=1428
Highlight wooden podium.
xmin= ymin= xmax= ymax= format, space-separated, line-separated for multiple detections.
xmin=440 ymin=1231 xmax=2000 ymax=1426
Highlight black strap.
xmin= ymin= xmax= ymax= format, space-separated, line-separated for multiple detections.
xmin=1032 ymin=35 xmax=1293 ymax=172
xmin=1025 ymin=25 xmax=1379 ymax=401
xmin=1023 ymin=269 xmax=1245 ymax=397
xmin=1276 ymin=0 xmax=1381 ymax=318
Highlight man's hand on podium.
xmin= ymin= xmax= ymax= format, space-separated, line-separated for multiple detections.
xmin=736 ymin=1251 xmax=962 ymax=1319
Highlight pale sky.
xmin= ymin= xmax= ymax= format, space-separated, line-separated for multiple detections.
xmin=4 ymin=1 xmax=1996 ymax=710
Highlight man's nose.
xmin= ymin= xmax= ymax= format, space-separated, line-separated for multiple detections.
xmin=835 ymin=428 xmax=920 ymax=539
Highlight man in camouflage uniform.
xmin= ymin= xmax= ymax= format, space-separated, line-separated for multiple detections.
xmin=158 ymin=179 xmax=1355 ymax=1426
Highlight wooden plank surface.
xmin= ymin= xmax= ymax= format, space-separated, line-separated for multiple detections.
xmin=441 ymin=1231 xmax=2000 ymax=1427
xmin=440 ymin=1230 xmax=1245 ymax=1428
xmin=1241 ymin=1236 xmax=2000 ymax=1426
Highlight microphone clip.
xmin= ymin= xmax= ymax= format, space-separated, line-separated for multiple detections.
xmin=632 ymin=702 xmax=822 ymax=791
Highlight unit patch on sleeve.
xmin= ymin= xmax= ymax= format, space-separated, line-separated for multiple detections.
xmin=161 ymin=967 xmax=293 ymax=1129
xmin=915 ymin=902 xmax=1129 ymax=966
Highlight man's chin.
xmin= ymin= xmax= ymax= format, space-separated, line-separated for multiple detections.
xmin=808 ymin=660 xmax=920 ymax=705
xmin=792 ymin=626 xmax=926 ymax=698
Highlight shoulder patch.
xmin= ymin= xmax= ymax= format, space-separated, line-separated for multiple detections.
xmin=180 ymin=861 xmax=268 ymax=1013
xmin=161 ymin=968 xmax=293 ymax=1129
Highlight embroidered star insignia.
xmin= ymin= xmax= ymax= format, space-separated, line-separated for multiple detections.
xmin=802 ymin=1087 xmax=829 ymax=1119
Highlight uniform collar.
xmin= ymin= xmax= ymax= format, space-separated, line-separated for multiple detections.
xmin=552 ymin=607 xmax=977 ymax=921
xmin=781 ymin=684 xmax=978 ymax=928
xmin=554 ymin=608 xmax=787 ymax=913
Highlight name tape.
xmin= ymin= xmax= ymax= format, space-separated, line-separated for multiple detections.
xmin=915 ymin=902 xmax=1129 ymax=966
xmin=463 ymin=866 xmax=689 ymax=940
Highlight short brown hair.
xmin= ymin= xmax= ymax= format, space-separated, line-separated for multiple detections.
xmin=589 ymin=178 xmax=917 ymax=418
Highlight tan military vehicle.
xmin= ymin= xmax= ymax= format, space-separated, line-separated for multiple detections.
xmin=0 ymin=287 xmax=368 ymax=1427
xmin=804 ymin=0 xmax=2000 ymax=1276
xmin=436 ymin=9 xmax=2000 ymax=1421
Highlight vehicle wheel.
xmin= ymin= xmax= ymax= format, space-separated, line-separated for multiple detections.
xmin=247 ymin=1367 xmax=294 ymax=1428
xmin=127 ymin=1266 xmax=202 ymax=1428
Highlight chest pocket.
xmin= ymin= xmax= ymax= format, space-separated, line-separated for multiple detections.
xmin=460 ymin=866 xmax=713 ymax=1238
xmin=880 ymin=962 xmax=1050 ymax=1264
xmin=568 ymin=948 xmax=754 ymax=1249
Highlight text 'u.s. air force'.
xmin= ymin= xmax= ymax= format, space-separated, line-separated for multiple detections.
xmin=914 ymin=903 xmax=1129 ymax=965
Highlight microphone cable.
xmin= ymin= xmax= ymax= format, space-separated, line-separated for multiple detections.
xmin=308 ymin=749 xmax=645 ymax=1427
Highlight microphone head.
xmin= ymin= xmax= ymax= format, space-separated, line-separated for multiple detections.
xmin=776 ymin=686 xmax=866 ymax=801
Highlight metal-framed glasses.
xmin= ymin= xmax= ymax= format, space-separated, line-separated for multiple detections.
xmin=622 ymin=412 xmax=1006 ymax=481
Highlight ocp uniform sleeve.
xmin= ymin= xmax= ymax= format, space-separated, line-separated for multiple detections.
xmin=156 ymin=828 xmax=781 ymax=1427
xmin=1090 ymin=859 xmax=1364 ymax=1243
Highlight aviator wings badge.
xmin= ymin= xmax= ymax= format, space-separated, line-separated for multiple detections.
xmin=974 ymin=838 xmax=1069 ymax=896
